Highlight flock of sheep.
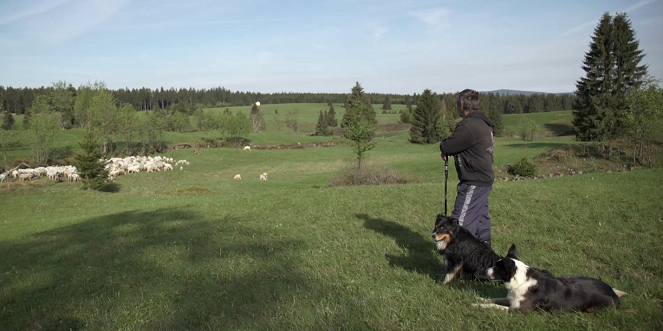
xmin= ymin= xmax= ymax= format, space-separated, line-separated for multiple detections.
xmin=0 ymin=148 xmax=271 ymax=184
xmin=4 ymin=165 xmax=79 ymax=182
xmin=0 ymin=155 xmax=191 ymax=183
xmin=103 ymin=155 xmax=189 ymax=181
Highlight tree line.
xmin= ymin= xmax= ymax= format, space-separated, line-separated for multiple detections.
xmin=0 ymin=84 xmax=576 ymax=116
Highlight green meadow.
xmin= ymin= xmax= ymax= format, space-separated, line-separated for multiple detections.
xmin=1 ymin=106 xmax=662 ymax=330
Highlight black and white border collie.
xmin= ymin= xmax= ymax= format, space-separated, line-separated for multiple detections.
xmin=475 ymin=245 xmax=627 ymax=313
xmin=432 ymin=214 xmax=501 ymax=284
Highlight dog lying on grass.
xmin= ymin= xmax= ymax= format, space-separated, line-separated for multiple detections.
xmin=432 ymin=214 xmax=501 ymax=284
xmin=474 ymin=245 xmax=627 ymax=312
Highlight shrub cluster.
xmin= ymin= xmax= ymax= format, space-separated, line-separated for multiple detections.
xmin=509 ymin=155 xmax=537 ymax=177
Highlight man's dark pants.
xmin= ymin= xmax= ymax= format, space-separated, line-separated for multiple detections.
xmin=450 ymin=182 xmax=492 ymax=242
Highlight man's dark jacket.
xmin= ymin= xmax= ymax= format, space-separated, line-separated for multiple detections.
xmin=440 ymin=111 xmax=494 ymax=187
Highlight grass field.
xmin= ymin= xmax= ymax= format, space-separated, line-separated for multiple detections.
xmin=502 ymin=111 xmax=573 ymax=138
xmin=1 ymin=107 xmax=662 ymax=330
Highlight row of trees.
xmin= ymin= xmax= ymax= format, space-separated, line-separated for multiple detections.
xmin=573 ymin=12 xmax=661 ymax=165
xmin=1 ymin=84 xmax=576 ymax=116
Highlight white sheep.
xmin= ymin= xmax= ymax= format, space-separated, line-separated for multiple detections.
xmin=234 ymin=174 xmax=242 ymax=180
xmin=243 ymin=146 xmax=251 ymax=151
xmin=180 ymin=166 xmax=183 ymax=171
xmin=259 ymin=174 xmax=267 ymax=181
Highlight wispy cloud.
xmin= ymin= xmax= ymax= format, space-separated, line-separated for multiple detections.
xmin=624 ymin=0 xmax=658 ymax=12
xmin=561 ymin=0 xmax=658 ymax=36
xmin=408 ymin=7 xmax=450 ymax=34
xmin=0 ymin=0 xmax=74 ymax=25
xmin=373 ymin=25 xmax=388 ymax=39
xmin=3 ymin=0 xmax=131 ymax=44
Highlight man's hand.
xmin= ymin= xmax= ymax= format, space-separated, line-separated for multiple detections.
xmin=440 ymin=138 xmax=448 ymax=161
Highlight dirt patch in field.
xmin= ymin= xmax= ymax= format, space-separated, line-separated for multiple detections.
xmin=374 ymin=123 xmax=409 ymax=132
xmin=251 ymin=141 xmax=344 ymax=150
xmin=157 ymin=186 xmax=215 ymax=195
xmin=493 ymin=139 xmax=663 ymax=182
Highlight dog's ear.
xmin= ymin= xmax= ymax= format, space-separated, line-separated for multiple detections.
xmin=503 ymin=258 xmax=517 ymax=278
xmin=449 ymin=217 xmax=459 ymax=227
xmin=506 ymin=244 xmax=518 ymax=259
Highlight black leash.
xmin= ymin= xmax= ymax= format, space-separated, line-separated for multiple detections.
xmin=444 ymin=158 xmax=448 ymax=215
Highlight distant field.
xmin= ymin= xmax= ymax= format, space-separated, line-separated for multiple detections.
xmin=502 ymin=110 xmax=573 ymax=137
xmin=2 ymin=104 xmax=405 ymax=164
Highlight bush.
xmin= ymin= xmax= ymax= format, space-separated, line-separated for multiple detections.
xmin=509 ymin=155 xmax=537 ymax=177
xmin=329 ymin=163 xmax=415 ymax=186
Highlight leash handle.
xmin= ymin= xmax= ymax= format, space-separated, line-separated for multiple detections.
xmin=444 ymin=158 xmax=448 ymax=215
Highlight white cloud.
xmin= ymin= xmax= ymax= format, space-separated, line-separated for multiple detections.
xmin=624 ymin=0 xmax=658 ymax=12
xmin=0 ymin=0 xmax=75 ymax=25
xmin=5 ymin=0 xmax=131 ymax=44
xmin=561 ymin=0 xmax=659 ymax=36
xmin=408 ymin=7 xmax=450 ymax=34
xmin=373 ymin=25 xmax=388 ymax=39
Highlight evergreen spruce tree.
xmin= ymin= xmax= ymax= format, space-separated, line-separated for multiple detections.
xmin=382 ymin=96 xmax=392 ymax=110
xmin=22 ymin=108 xmax=31 ymax=128
xmin=605 ymin=13 xmax=649 ymax=149
xmin=573 ymin=12 xmax=648 ymax=142
xmin=315 ymin=110 xmax=331 ymax=136
xmin=341 ymin=82 xmax=377 ymax=129
xmin=400 ymin=101 xmax=413 ymax=124
xmin=73 ymin=128 xmax=108 ymax=190
xmin=409 ymin=89 xmax=442 ymax=144
xmin=1 ymin=110 xmax=15 ymax=130
xmin=488 ymin=108 xmax=504 ymax=137
xmin=327 ymin=103 xmax=337 ymax=127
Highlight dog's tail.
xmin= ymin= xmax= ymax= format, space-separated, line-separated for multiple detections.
xmin=612 ymin=288 xmax=628 ymax=297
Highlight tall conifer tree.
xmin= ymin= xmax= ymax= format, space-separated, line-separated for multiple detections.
xmin=573 ymin=12 xmax=648 ymax=142
xmin=409 ymin=89 xmax=442 ymax=144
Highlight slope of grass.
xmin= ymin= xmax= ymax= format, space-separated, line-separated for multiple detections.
xmin=1 ymin=131 xmax=662 ymax=330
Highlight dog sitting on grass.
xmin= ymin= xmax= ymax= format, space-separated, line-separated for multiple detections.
xmin=475 ymin=244 xmax=627 ymax=312
xmin=432 ymin=214 xmax=501 ymax=284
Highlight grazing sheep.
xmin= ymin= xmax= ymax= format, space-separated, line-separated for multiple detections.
xmin=243 ymin=146 xmax=251 ymax=151
xmin=194 ymin=149 xmax=202 ymax=155
xmin=180 ymin=166 xmax=183 ymax=171
xmin=234 ymin=174 xmax=242 ymax=180
xmin=259 ymin=174 xmax=267 ymax=181
xmin=163 ymin=164 xmax=173 ymax=171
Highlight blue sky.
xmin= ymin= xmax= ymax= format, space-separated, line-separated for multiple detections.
xmin=0 ymin=0 xmax=661 ymax=94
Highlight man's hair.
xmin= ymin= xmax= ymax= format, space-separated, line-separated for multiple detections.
xmin=457 ymin=89 xmax=480 ymax=111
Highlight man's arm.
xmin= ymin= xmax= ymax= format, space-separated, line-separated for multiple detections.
xmin=440 ymin=124 xmax=473 ymax=155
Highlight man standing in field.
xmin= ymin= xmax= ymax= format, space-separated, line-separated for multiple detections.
xmin=439 ymin=89 xmax=495 ymax=248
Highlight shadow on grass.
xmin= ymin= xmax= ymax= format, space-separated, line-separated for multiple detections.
xmin=100 ymin=182 xmax=121 ymax=193
xmin=0 ymin=207 xmax=353 ymax=330
xmin=543 ymin=123 xmax=573 ymax=136
xmin=357 ymin=213 xmax=442 ymax=280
